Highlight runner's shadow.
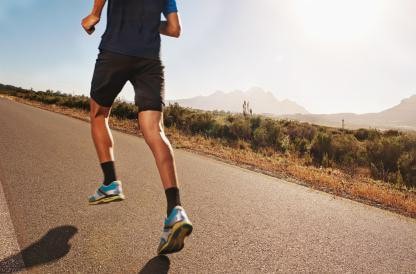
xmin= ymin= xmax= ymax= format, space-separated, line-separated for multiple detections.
xmin=138 ymin=255 xmax=170 ymax=274
xmin=0 ymin=225 xmax=78 ymax=273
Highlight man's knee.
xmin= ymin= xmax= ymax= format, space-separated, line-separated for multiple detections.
xmin=142 ymin=126 xmax=170 ymax=148
xmin=90 ymin=98 xmax=111 ymax=119
xmin=142 ymin=127 xmax=161 ymax=144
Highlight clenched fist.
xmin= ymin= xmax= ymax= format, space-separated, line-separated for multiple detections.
xmin=81 ymin=14 xmax=100 ymax=35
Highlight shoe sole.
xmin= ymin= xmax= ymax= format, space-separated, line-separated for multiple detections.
xmin=158 ymin=221 xmax=193 ymax=255
xmin=88 ymin=194 xmax=125 ymax=205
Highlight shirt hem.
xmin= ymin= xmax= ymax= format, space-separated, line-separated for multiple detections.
xmin=98 ymin=44 xmax=161 ymax=60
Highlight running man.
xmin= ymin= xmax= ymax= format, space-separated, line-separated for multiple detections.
xmin=81 ymin=0 xmax=192 ymax=255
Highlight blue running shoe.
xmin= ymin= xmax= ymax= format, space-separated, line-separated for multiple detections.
xmin=157 ymin=206 xmax=193 ymax=255
xmin=88 ymin=181 xmax=125 ymax=205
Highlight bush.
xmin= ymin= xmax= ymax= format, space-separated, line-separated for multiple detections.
xmin=249 ymin=116 xmax=262 ymax=133
xmin=384 ymin=129 xmax=401 ymax=138
xmin=211 ymin=123 xmax=232 ymax=139
xmin=354 ymin=128 xmax=380 ymax=141
xmin=293 ymin=138 xmax=309 ymax=155
xmin=286 ymin=122 xmax=317 ymax=142
xmin=399 ymin=135 xmax=416 ymax=152
xmin=251 ymin=118 xmax=284 ymax=151
xmin=163 ymin=102 xmax=191 ymax=128
xmin=331 ymin=134 xmax=363 ymax=166
xmin=253 ymin=126 xmax=268 ymax=147
xmin=310 ymin=132 xmax=332 ymax=165
xmin=228 ymin=117 xmax=251 ymax=140
xmin=398 ymin=150 xmax=416 ymax=187
xmin=111 ymin=101 xmax=137 ymax=119
xmin=187 ymin=112 xmax=216 ymax=135
xmin=42 ymin=95 xmax=60 ymax=105
xmin=226 ymin=115 xmax=236 ymax=123
xmin=58 ymin=95 xmax=90 ymax=111
xmin=322 ymin=152 xmax=332 ymax=168
xmin=367 ymin=137 xmax=403 ymax=176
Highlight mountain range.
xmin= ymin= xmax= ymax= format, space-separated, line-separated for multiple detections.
xmin=167 ymin=87 xmax=309 ymax=115
xmin=167 ymin=88 xmax=416 ymax=131
xmin=279 ymin=95 xmax=416 ymax=130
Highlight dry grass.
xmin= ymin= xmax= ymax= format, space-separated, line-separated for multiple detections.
xmin=4 ymin=94 xmax=416 ymax=219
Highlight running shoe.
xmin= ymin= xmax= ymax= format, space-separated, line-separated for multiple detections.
xmin=157 ymin=206 xmax=193 ymax=255
xmin=88 ymin=181 xmax=125 ymax=205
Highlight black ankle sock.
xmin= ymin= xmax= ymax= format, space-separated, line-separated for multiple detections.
xmin=165 ymin=187 xmax=181 ymax=216
xmin=101 ymin=161 xmax=117 ymax=186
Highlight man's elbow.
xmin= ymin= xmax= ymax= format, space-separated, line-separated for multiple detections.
xmin=170 ymin=25 xmax=181 ymax=38
xmin=165 ymin=12 xmax=181 ymax=37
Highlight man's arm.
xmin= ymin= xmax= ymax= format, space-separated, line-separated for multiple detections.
xmin=81 ymin=0 xmax=106 ymax=35
xmin=160 ymin=12 xmax=181 ymax=38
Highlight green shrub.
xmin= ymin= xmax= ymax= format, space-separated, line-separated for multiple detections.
xmin=253 ymin=126 xmax=268 ymax=147
xmin=43 ymin=96 xmax=60 ymax=105
xmin=331 ymin=134 xmax=363 ymax=166
xmin=399 ymin=135 xmax=416 ymax=152
xmin=228 ymin=117 xmax=251 ymax=140
xmin=322 ymin=152 xmax=332 ymax=168
xmin=286 ymin=122 xmax=316 ymax=142
xmin=111 ymin=101 xmax=137 ymax=120
xmin=384 ymin=129 xmax=401 ymax=138
xmin=211 ymin=123 xmax=232 ymax=139
xmin=367 ymin=137 xmax=403 ymax=175
xmin=251 ymin=118 xmax=284 ymax=151
xmin=294 ymin=138 xmax=309 ymax=156
xmin=187 ymin=112 xmax=216 ymax=135
xmin=226 ymin=115 xmax=236 ymax=123
xmin=60 ymin=95 xmax=90 ymax=111
xmin=163 ymin=102 xmax=190 ymax=128
xmin=249 ymin=116 xmax=262 ymax=133
xmin=354 ymin=128 xmax=380 ymax=141
xmin=398 ymin=150 xmax=416 ymax=187
xmin=310 ymin=132 xmax=332 ymax=165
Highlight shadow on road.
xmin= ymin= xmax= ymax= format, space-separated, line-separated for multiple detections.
xmin=0 ymin=225 xmax=78 ymax=273
xmin=138 ymin=255 xmax=170 ymax=274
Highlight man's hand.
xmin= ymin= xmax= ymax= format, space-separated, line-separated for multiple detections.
xmin=82 ymin=14 xmax=100 ymax=35
xmin=82 ymin=0 xmax=106 ymax=35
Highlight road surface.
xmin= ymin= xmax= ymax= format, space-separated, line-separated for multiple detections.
xmin=0 ymin=98 xmax=416 ymax=273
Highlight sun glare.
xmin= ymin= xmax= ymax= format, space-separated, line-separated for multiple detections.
xmin=292 ymin=0 xmax=386 ymax=43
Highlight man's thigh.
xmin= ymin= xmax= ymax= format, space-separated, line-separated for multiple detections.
xmin=90 ymin=50 xmax=133 ymax=108
xmin=130 ymin=58 xmax=166 ymax=113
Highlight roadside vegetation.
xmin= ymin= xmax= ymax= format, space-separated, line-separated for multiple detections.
xmin=1 ymin=83 xmax=415 ymax=217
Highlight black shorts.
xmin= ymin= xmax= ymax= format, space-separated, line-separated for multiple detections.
xmin=90 ymin=50 xmax=165 ymax=112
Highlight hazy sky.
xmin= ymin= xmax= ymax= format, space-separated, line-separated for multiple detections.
xmin=1 ymin=0 xmax=416 ymax=114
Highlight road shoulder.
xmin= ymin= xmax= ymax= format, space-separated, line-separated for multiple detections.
xmin=0 ymin=179 xmax=26 ymax=272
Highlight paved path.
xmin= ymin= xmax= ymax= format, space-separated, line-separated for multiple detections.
xmin=0 ymin=98 xmax=416 ymax=273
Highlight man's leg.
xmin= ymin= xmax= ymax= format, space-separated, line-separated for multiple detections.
xmin=139 ymin=109 xmax=192 ymax=254
xmin=87 ymin=50 xmax=132 ymax=204
xmin=131 ymin=56 xmax=192 ymax=254
xmin=87 ymin=98 xmax=124 ymax=205
xmin=138 ymin=110 xmax=181 ymax=216
xmin=89 ymin=98 xmax=118 ymax=186
xmin=90 ymin=98 xmax=113 ymax=162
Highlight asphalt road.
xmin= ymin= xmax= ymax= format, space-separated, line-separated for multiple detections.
xmin=0 ymin=97 xmax=416 ymax=273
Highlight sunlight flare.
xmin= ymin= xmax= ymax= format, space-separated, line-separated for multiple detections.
xmin=292 ymin=0 xmax=386 ymax=42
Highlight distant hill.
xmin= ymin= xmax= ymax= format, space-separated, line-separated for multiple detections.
xmin=167 ymin=87 xmax=309 ymax=115
xmin=279 ymin=95 xmax=416 ymax=131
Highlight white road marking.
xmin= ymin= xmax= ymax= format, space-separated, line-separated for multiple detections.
xmin=0 ymin=179 xmax=26 ymax=273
